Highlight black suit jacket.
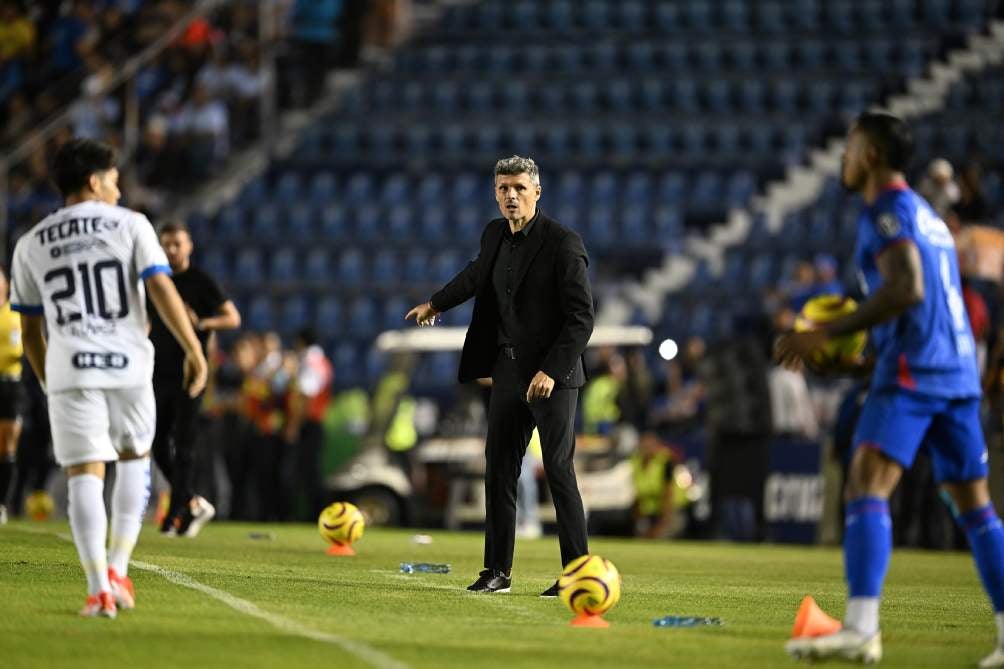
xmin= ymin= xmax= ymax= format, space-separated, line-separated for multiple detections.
xmin=430 ymin=211 xmax=594 ymax=388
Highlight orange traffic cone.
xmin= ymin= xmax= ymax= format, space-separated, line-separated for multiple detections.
xmin=570 ymin=613 xmax=610 ymax=628
xmin=791 ymin=596 xmax=842 ymax=639
xmin=326 ymin=541 xmax=356 ymax=557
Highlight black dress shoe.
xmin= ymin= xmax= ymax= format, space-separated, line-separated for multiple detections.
xmin=539 ymin=580 xmax=560 ymax=598
xmin=467 ymin=569 xmax=511 ymax=593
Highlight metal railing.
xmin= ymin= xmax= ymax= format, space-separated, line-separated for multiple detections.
xmin=0 ymin=0 xmax=280 ymax=247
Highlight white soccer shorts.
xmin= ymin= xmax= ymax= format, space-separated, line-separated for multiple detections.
xmin=48 ymin=385 xmax=156 ymax=467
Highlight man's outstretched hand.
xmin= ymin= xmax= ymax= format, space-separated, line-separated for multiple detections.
xmin=405 ymin=302 xmax=439 ymax=327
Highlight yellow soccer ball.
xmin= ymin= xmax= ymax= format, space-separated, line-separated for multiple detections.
xmin=558 ymin=555 xmax=622 ymax=616
xmin=794 ymin=294 xmax=867 ymax=366
xmin=25 ymin=490 xmax=54 ymax=521
xmin=318 ymin=501 xmax=365 ymax=546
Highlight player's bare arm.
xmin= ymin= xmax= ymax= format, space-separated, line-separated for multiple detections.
xmin=194 ymin=300 xmax=241 ymax=332
xmin=145 ymin=273 xmax=208 ymax=397
xmin=19 ymin=314 xmax=47 ymax=388
xmin=776 ymin=242 xmax=924 ymax=369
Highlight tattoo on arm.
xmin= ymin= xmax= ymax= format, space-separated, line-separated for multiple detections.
xmin=825 ymin=241 xmax=924 ymax=338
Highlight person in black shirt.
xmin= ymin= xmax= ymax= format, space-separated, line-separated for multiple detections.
xmin=406 ymin=156 xmax=594 ymax=596
xmin=150 ymin=221 xmax=241 ymax=536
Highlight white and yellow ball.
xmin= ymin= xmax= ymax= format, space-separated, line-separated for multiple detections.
xmin=558 ymin=555 xmax=622 ymax=616
xmin=794 ymin=294 xmax=867 ymax=366
xmin=25 ymin=490 xmax=54 ymax=521
xmin=318 ymin=501 xmax=365 ymax=546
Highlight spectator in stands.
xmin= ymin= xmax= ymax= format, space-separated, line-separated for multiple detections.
xmin=1 ymin=91 xmax=31 ymax=144
xmin=68 ymin=70 xmax=120 ymax=139
xmin=650 ymin=336 xmax=706 ymax=431
xmin=46 ymin=0 xmax=99 ymax=78
xmin=953 ymin=163 xmax=990 ymax=224
xmin=364 ymin=0 xmax=412 ymax=50
xmin=173 ymin=82 xmax=230 ymax=175
xmin=289 ymin=0 xmax=344 ymax=104
xmin=0 ymin=1 xmax=35 ymax=62
xmin=784 ymin=260 xmax=818 ymax=312
xmin=814 ymin=253 xmax=843 ymax=296
xmin=918 ymin=158 xmax=960 ymax=221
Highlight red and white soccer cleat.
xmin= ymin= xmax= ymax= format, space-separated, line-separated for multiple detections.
xmin=108 ymin=568 xmax=135 ymax=610
xmin=79 ymin=592 xmax=117 ymax=619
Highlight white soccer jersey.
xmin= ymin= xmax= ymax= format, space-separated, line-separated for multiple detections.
xmin=9 ymin=200 xmax=171 ymax=393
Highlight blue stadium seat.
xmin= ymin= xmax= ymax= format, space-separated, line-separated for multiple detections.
xmin=455 ymin=205 xmax=482 ymax=242
xmin=798 ymin=39 xmax=824 ymax=69
xmin=696 ymin=43 xmax=722 ymax=71
xmin=380 ymin=173 xmax=410 ymax=206
xmin=681 ymin=124 xmax=705 ymax=155
xmin=279 ymin=296 xmax=310 ymax=333
xmin=308 ymin=172 xmax=337 ymax=205
xmin=338 ymin=248 xmax=365 ymax=286
xmin=730 ymin=41 xmax=756 ymax=70
xmin=382 ymin=296 xmax=409 ymax=331
xmin=620 ymin=205 xmax=649 ymax=244
xmin=333 ymin=342 xmax=361 ymax=386
xmin=722 ymin=1 xmax=748 ymax=31
xmin=240 ymin=177 xmax=268 ymax=206
xmin=451 ymin=173 xmax=480 ymax=205
xmin=543 ymin=1 xmax=573 ymax=30
xmin=624 ymin=172 xmax=653 ymax=205
xmin=739 ymin=80 xmax=765 ymax=112
xmin=653 ymin=3 xmax=679 ymax=31
xmin=347 ymin=298 xmax=378 ymax=336
xmin=234 ymin=248 xmax=264 ymax=285
xmin=287 ymin=204 xmax=314 ymax=239
xmin=247 ymin=296 xmax=274 ymax=331
xmin=749 ymin=254 xmax=775 ymax=289
xmin=217 ymin=205 xmax=245 ymax=241
xmin=764 ymin=42 xmax=790 ymax=70
xmin=685 ymin=1 xmax=711 ymax=31
xmin=726 ymin=171 xmax=756 ymax=206
xmin=372 ymin=249 xmax=400 ymax=284
xmin=315 ymin=296 xmax=342 ymax=334
xmin=586 ymin=206 xmax=616 ymax=248
xmin=343 ymin=174 xmax=375 ymax=204
xmin=639 ymin=80 xmax=664 ymax=112
xmin=200 ymin=248 xmax=230 ymax=283
xmin=331 ymin=126 xmax=359 ymax=156
xmin=673 ymin=80 xmax=699 ymax=113
xmin=304 ymin=248 xmax=330 ymax=283
xmin=250 ymin=205 xmax=280 ymax=240
xmin=274 ymin=173 xmax=302 ymax=201
xmin=404 ymin=249 xmax=431 ymax=283
xmin=319 ymin=205 xmax=348 ymax=240
xmin=772 ymin=80 xmax=798 ymax=113
xmin=653 ymin=206 xmax=684 ymax=239
xmin=757 ymin=1 xmax=786 ymax=32
xmin=270 ymin=247 xmax=298 ymax=282
xmin=353 ymin=204 xmax=383 ymax=241
xmin=657 ymin=173 xmax=686 ymax=202
xmin=432 ymin=250 xmax=461 ymax=284
xmin=625 ymin=44 xmax=655 ymax=72
xmin=706 ymin=80 xmax=731 ymax=114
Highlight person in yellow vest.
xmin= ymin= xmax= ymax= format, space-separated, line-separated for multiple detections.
xmin=0 ymin=265 xmax=26 ymax=524
xmin=631 ymin=431 xmax=677 ymax=539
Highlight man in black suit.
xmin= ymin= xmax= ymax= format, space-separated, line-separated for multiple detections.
xmin=406 ymin=156 xmax=594 ymax=595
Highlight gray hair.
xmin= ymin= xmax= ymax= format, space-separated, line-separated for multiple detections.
xmin=494 ymin=155 xmax=540 ymax=186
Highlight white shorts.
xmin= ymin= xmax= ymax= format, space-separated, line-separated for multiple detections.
xmin=48 ymin=385 xmax=156 ymax=467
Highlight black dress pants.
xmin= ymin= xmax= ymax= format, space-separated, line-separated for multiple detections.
xmin=152 ymin=379 xmax=204 ymax=515
xmin=484 ymin=350 xmax=588 ymax=573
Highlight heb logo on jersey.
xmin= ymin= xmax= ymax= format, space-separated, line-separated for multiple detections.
xmin=72 ymin=351 xmax=129 ymax=370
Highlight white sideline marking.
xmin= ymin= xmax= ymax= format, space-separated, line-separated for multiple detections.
xmin=15 ymin=527 xmax=409 ymax=669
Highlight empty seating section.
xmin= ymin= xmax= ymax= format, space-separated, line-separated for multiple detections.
xmin=191 ymin=0 xmax=997 ymax=386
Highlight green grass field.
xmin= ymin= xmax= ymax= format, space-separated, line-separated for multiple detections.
xmin=0 ymin=520 xmax=995 ymax=668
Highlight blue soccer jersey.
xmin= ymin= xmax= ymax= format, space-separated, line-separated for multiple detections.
xmin=853 ymin=184 xmax=981 ymax=399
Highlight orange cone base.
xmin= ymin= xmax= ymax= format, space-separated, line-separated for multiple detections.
xmin=570 ymin=613 xmax=610 ymax=628
xmin=326 ymin=542 xmax=356 ymax=556
xmin=791 ymin=595 xmax=841 ymax=639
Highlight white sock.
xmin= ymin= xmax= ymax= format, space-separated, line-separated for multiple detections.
xmin=109 ymin=459 xmax=151 ymax=577
xmin=995 ymin=612 xmax=1004 ymax=648
xmin=844 ymin=597 xmax=880 ymax=636
xmin=68 ymin=474 xmax=110 ymax=595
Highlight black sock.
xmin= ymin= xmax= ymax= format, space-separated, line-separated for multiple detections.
xmin=0 ymin=459 xmax=15 ymax=506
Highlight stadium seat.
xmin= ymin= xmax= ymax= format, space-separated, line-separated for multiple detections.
xmin=274 ymin=173 xmax=302 ymax=201
xmin=315 ymin=296 xmax=342 ymax=334
xmin=304 ymin=248 xmax=330 ymax=283
xmin=234 ymin=248 xmax=264 ymax=286
xmin=347 ymin=298 xmax=378 ymax=336
xmin=319 ymin=205 xmax=348 ymax=240
xmin=246 ymin=296 xmax=274 ymax=331
xmin=269 ymin=247 xmax=298 ymax=282
xmin=199 ymin=248 xmax=230 ymax=284
xmin=279 ymin=296 xmax=310 ymax=333
xmin=371 ymin=249 xmax=400 ymax=284
xmin=337 ymin=248 xmax=365 ymax=286
xmin=217 ymin=205 xmax=245 ymax=241
xmin=404 ymin=249 xmax=431 ymax=284
xmin=287 ymin=204 xmax=314 ymax=239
